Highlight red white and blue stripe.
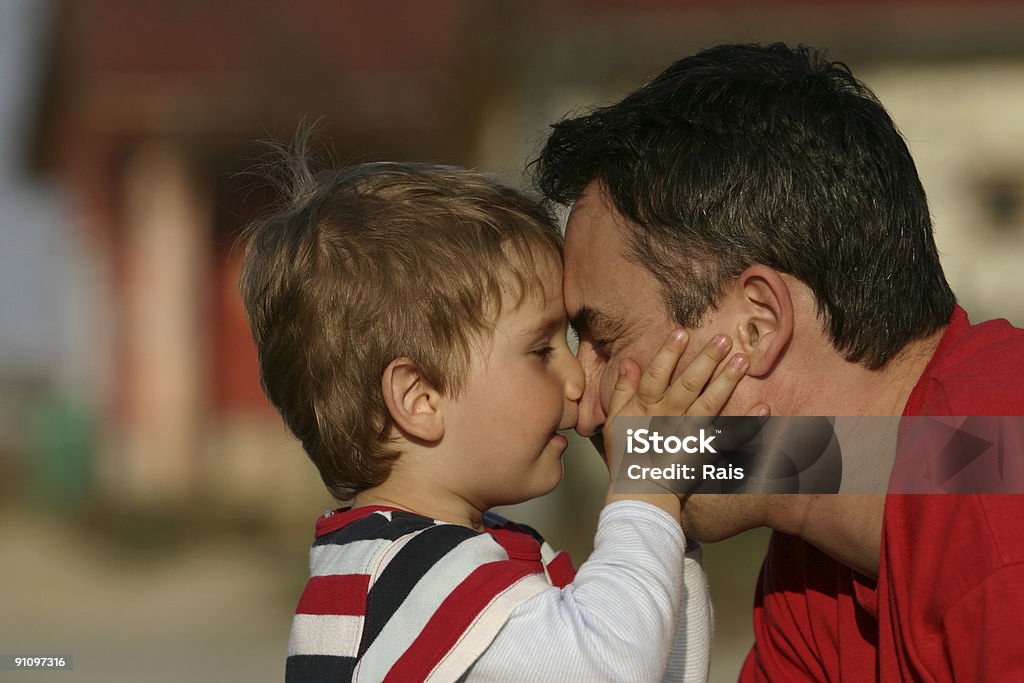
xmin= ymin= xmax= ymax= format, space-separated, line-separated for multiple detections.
xmin=286 ymin=506 xmax=574 ymax=682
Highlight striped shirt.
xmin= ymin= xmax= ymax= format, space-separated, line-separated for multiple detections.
xmin=286 ymin=506 xmax=575 ymax=683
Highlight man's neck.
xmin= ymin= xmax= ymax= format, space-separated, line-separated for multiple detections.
xmin=762 ymin=326 xmax=946 ymax=578
xmin=772 ymin=327 xmax=944 ymax=417
xmin=771 ymin=494 xmax=886 ymax=579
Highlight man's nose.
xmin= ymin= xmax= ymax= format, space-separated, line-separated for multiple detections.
xmin=574 ymin=371 xmax=606 ymax=438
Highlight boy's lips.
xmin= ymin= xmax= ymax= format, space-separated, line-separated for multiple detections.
xmin=556 ymin=418 xmax=577 ymax=432
xmin=551 ymin=423 xmax=575 ymax=446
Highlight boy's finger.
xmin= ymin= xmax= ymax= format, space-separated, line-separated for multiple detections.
xmin=607 ymin=357 xmax=642 ymax=418
xmin=687 ymin=353 xmax=748 ymax=415
xmin=667 ymin=335 xmax=733 ymax=410
xmin=636 ymin=329 xmax=689 ymax=404
xmin=748 ymin=403 xmax=770 ymax=418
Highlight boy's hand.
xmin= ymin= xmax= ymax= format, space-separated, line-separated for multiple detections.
xmin=602 ymin=330 xmax=769 ymax=518
xmin=608 ymin=330 xmax=762 ymax=424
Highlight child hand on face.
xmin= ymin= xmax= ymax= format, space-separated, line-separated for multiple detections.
xmin=602 ymin=329 xmax=767 ymax=520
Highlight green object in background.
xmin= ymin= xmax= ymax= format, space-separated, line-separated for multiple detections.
xmin=30 ymin=395 xmax=95 ymax=507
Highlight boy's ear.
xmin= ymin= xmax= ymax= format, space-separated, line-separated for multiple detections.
xmin=381 ymin=358 xmax=444 ymax=442
xmin=732 ymin=265 xmax=793 ymax=377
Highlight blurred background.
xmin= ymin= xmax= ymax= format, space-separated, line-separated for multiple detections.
xmin=2 ymin=0 xmax=1024 ymax=681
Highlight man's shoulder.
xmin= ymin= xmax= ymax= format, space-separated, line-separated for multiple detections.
xmin=915 ymin=312 xmax=1024 ymax=415
xmin=944 ymin=314 xmax=1024 ymax=364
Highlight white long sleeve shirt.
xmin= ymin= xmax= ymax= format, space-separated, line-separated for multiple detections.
xmin=286 ymin=501 xmax=711 ymax=682
xmin=465 ymin=500 xmax=712 ymax=682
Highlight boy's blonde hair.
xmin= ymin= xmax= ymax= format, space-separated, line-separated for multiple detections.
xmin=239 ymin=155 xmax=562 ymax=500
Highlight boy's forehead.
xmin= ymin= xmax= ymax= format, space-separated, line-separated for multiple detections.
xmin=525 ymin=256 xmax=565 ymax=307
xmin=502 ymin=246 xmax=563 ymax=296
xmin=535 ymin=254 xmax=565 ymax=297
xmin=499 ymin=260 xmax=565 ymax=327
xmin=503 ymin=298 xmax=566 ymax=340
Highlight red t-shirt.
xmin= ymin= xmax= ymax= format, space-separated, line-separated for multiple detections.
xmin=740 ymin=307 xmax=1024 ymax=681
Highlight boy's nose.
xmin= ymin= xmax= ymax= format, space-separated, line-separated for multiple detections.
xmin=563 ymin=355 xmax=584 ymax=403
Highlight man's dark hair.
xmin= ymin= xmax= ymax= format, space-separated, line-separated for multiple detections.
xmin=534 ymin=42 xmax=955 ymax=369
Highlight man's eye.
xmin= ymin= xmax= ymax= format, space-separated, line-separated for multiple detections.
xmin=568 ymin=329 xmax=613 ymax=358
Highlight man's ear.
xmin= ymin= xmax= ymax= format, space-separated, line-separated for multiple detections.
xmin=733 ymin=265 xmax=793 ymax=377
xmin=381 ymin=358 xmax=444 ymax=442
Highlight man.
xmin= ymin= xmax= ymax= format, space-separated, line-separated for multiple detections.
xmin=534 ymin=42 xmax=1024 ymax=681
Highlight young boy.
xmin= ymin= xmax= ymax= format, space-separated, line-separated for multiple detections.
xmin=239 ymin=156 xmax=742 ymax=682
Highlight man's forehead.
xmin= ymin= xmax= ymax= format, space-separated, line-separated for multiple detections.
xmin=562 ymin=260 xmax=658 ymax=344
xmin=563 ymin=190 xmax=642 ymax=316
xmin=561 ymin=186 xmax=684 ymax=349
xmin=564 ymin=183 xmax=623 ymax=243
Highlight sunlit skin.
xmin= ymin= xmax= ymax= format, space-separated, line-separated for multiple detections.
xmin=601 ymin=327 xmax=759 ymax=514
xmin=563 ymin=181 xmax=946 ymax=578
xmin=354 ymin=255 xmax=584 ymax=531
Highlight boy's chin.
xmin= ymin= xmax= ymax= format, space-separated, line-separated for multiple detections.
xmin=501 ymin=467 xmax=564 ymax=507
xmin=541 ymin=461 xmax=566 ymax=496
xmin=479 ymin=481 xmax=560 ymax=510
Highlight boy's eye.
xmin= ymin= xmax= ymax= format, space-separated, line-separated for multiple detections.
xmin=533 ymin=345 xmax=556 ymax=359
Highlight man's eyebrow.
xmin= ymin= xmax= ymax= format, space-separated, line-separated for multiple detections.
xmin=569 ymin=306 xmax=623 ymax=338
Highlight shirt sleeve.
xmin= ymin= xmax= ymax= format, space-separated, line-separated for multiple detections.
xmin=464 ymin=500 xmax=709 ymax=683
xmin=662 ymin=543 xmax=713 ymax=683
